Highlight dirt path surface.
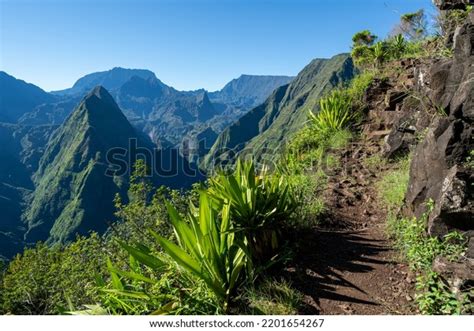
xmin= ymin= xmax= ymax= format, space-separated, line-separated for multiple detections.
xmin=285 ymin=138 xmax=416 ymax=315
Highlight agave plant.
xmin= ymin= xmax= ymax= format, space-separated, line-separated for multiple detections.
xmin=308 ymin=90 xmax=355 ymax=134
xmin=208 ymin=160 xmax=298 ymax=267
xmin=371 ymin=41 xmax=387 ymax=66
xmin=103 ymin=191 xmax=248 ymax=313
xmin=390 ymin=34 xmax=406 ymax=59
xmin=156 ymin=192 xmax=247 ymax=311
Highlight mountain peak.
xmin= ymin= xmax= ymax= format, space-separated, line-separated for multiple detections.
xmin=78 ymin=86 xmax=130 ymax=125
xmin=86 ymin=85 xmax=115 ymax=103
xmin=52 ymin=68 xmax=157 ymax=96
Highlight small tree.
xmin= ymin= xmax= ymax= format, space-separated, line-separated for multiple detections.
xmin=351 ymin=30 xmax=378 ymax=67
xmin=352 ymin=30 xmax=378 ymax=46
xmin=393 ymin=10 xmax=428 ymax=41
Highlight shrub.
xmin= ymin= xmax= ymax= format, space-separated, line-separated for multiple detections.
xmin=208 ymin=160 xmax=298 ymax=266
xmin=388 ymin=34 xmax=407 ymax=59
xmin=2 ymin=234 xmax=106 ymax=314
xmin=416 ymin=271 xmax=470 ymax=315
xmin=372 ymin=41 xmax=387 ymax=66
xmin=112 ymin=191 xmax=248 ymax=313
xmin=99 ymin=254 xmax=219 ymax=315
xmin=352 ymin=30 xmax=377 ymax=46
xmin=308 ymin=90 xmax=356 ymax=135
xmin=466 ymin=150 xmax=474 ymax=169
xmin=346 ymin=71 xmax=375 ymax=106
xmin=387 ymin=209 xmax=469 ymax=314
xmin=382 ymin=175 xmax=470 ymax=315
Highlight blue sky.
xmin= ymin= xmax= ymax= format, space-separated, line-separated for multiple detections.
xmin=0 ymin=0 xmax=434 ymax=92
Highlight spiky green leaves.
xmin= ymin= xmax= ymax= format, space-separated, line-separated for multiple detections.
xmin=308 ymin=90 xmax=356 ymax=135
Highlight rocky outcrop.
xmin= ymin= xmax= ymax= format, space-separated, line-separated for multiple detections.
xmin=404 ymin=4 xmax=474 ymax=244
xmin=434 ymin=0 xmax=474 ymax=10
xmin=361 ymin=59 xmax=433 ymax=158
xmin=432 ymin=255 xmax=474 ymax=308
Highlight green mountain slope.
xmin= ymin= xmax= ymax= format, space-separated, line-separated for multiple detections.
xmin=0 ymin=123 xmax=56 ymax=259
xmin=19 ymin=70 xmax=294 ymax=153
xmin=203 ymin=54 xmax=355 ymax=167
xmin=23 ymin=85 xmax=202 ymax=245
xmin=23 ymin=86 xmax=145 ymax=243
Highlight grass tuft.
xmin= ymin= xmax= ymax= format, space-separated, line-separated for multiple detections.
xmin=245 ymin=279 xmax=303 ymax=315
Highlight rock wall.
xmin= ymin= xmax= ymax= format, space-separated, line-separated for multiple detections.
xmin=404 ymin=3 xmax=473 ymax=239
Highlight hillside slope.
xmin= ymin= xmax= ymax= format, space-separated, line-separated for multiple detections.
xmin=23 ymin=86 xmax=149 ymax=243
xmin=204 ymin=54 xmax=355 ymax=167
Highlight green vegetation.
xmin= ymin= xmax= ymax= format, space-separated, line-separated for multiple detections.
xmin=0 ymin=161 xmax=199 ymax=315
xmin=351 ymin=31 xmax=427 ymax=67
xmin=244 ymin=279 xmax=303 ymax=315
xmin=387 ymin=209 xmax=470 ymax=314
xmin=350 ymin=8 xmax=467 ymax=69
xmin=208 ymin=160 xmax=298 ymax=266
xmin=140 ymin=192 xmax=246 ymax=311
xmin=1 ymin=235 xmax=106 ymax=314
xmin=104 ymin=162 xmax=297 ymax=312
xmin=203 ymin=54 xmax=356 ymax=168
xmin=377 ymin=157 xmax=470 ymax=315
xmin=376 ymin=156 xmax=411 ymax=211
xmin=350 ymin=9 xmax=433 ymax=68
xmin=466 ymin=150 xmax=474 ymax=169
xmin=363 ymin=154 xmax=387 ymax=172
xmin=3 ymin=6 xmax=472 ymax=317
xmin=309 ymin=90 xmax=355 ymax=134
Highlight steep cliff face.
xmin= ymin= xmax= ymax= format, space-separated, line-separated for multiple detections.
xmin=404 ymin=3 xmax=473 ymax=238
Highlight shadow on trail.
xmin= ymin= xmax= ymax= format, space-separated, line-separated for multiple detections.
xmin=284 ymin=228 xmax=394 ymax=314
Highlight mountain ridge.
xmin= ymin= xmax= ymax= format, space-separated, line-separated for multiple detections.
xmin=0 ymin=71 xmax=56 ymax=123
xmin=203 ymin=54 xmax=355 ymax=167
xmin=24 ymin=86 xmax=144 ymax=243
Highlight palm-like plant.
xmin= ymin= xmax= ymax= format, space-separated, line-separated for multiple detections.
xmin=390 ymin=34 xmax=406 ymax=59
xmin=208 ymin=160 xmax=298 ymax=266
xmin=105 ymin=191 xmax=247 ymax=313
xmin=156 ymin=192 xmax=247 ymax=311
xmin=371 ymin=41 xmax=386 ymax=66
xmin=308 ymin=90 xmax=355 ymax=134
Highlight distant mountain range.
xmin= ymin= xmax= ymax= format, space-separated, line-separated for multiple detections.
xmin=5 ymin=68 xmax=293 ymax=151
xmin=203 ymin=54 xmax=355 ymax=168
xmin=0 ymin=72 xmax=56 ymax=123
xmin=0 ymin=67 xmax=294 ymax=259
xmin=51 ymin=67 xmax=157 ymax=96
xmin=0 ymin=56 xmax=352 ymax=259
xmin=208 ymin=74 xmax=294 ymax=109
